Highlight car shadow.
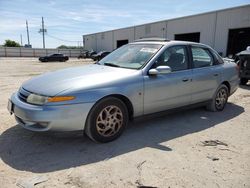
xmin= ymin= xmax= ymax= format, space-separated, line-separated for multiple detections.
xmin=239 ymin=83 xmax=250 ymax=90
xmin=0 ymin=103 xmax=244 ymax=173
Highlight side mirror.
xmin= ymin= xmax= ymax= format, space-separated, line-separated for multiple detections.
xmin=149 ymin=66 xmax=171 ymax=75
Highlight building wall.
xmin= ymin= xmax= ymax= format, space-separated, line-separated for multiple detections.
xmin=96 ymin=31 xmax=113 ymax=52
xmin=83 ymin=5 xmax=250 ymax=56
xmin=113 ymin=27 xmax=135 ymax=49
xmin=84 ymin=34 xmax=96 ymax=51
xmin=134 ymin=21 xmax=167 ymax=39
xmin=166 ymin=13 xmax=216 ymax=47
xmin=214 ymin=6 xmax=250 ymax=56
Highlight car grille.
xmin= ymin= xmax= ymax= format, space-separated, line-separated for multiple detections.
xmin=18 ymin=87 xmax=31 ymax=102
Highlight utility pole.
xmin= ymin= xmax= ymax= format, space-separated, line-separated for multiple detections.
xmin=20 ymin=34 xmax=23 ymax=46
xmin=39 ymin=17 xmax=46 ymax=48
xmin=26 ymin=20 xmax=30 ymax=45
xmin=42 ymin=17 xmax=45 ymax=48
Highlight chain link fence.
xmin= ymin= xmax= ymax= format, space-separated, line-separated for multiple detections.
xmin=0 ymin=47 xmax=82 ymax=57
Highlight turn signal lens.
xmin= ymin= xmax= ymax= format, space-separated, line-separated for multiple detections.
xmin=47 ymin=96 xmax=75 ymax=102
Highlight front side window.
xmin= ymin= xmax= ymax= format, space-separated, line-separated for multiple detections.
xmin=191 ymin=47 xmax=214 ymax=68
xmin=153 ymin=45 xmax=188 ymax=72
xmin=98 ymin=44 xmax=162 ymax=69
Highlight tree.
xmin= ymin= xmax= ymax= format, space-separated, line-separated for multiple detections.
xmin=3 ymin=39 xmax=21 ymax=47
xmin=57 ymin=45 xmax=68 ymax=49
xmin=57 ymin=45 xmax=82 ymax=49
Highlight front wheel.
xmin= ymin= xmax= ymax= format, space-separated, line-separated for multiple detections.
xmin=206 ymin=84 xmax=229 ymax=112
xmin=85 ymin=97 xmax=128 ymax=143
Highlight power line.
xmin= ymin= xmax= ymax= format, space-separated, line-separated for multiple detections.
xmin=46 ymin=33 xmax=82 ymax=43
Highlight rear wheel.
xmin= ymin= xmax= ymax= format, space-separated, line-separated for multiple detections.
xmin=240 ymin=78 xmax=248 ymax=85
xmin=206 ymin=84 xmax=229 ymax=112
xmin=85 ymin=97 xmax=128 ymax=143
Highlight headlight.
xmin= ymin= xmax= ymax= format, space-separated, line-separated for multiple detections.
xmin=27 ymin=94 xmax=48 ymax=105
xmin=27 ymin=94 xmax=75 ymax=105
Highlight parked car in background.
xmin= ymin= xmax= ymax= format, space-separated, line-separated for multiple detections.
xmin=39 ymin=54 xmax=69 ymax=62
xmin=235 ymin=47 xmax=250 ymax=85
xmin=91 ymin=51 xmax=110 ymax=61
xmin=8 ymin=38 xmax=239 ymax=143
xmin=88 ymin=50 xmax=97 ymax=59
xmin=77 ymin=50 xmax=89 ymax=59
xmin=79 ymin=50 xmax=97 ymax=59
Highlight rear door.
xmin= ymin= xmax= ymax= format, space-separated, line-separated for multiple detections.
xmin=190 ymin=46 xmax=222 ymax=103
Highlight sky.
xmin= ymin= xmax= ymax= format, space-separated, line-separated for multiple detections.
xmin=0 ymin=0 xmax=249 ymax=48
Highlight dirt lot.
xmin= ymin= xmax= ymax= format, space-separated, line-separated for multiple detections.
xmin=0 ymin=57 xmax=250 ymax=188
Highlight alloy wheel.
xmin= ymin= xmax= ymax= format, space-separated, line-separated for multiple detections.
xmin=215 ymin=88 xmax=228 ymax=110
xmin=96 ymin=105 xmax=123 ymax=137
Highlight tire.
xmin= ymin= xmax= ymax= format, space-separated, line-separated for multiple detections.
xmin=240 ymin=78 xmax=248 ymax=85
xmin=206 ymin=84 xmax=229 ymax=112
xmin=85 ymin=97 xmax=129 ymax=143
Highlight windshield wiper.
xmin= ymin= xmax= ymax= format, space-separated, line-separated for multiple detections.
xmin=104 ymin=63 xmax=121 ymax=67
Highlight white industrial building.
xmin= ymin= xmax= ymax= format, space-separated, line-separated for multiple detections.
xmin=82 ymin=5 xmax=250 ymax=57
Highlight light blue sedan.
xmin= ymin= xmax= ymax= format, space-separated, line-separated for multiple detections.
xmin=8 ymin=39 xmax=239 ymax=142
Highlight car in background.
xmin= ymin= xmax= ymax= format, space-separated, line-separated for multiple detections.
xmin=39 ymin=54 xmax=69 ymax=62
xmin=78 ymin=50 xmax=97 ymax=59
xmin=91 ymin=51 xmax=110 ymax=61
xmin=235 ymin=47 xmax=250 ymax=85
xmin=8 ymin=38 xmax=239 ymax=143
xmin=77 ymin=50 xmax=89 ymax=59
xmin=88 ymin=50 xmax=97 ymax=59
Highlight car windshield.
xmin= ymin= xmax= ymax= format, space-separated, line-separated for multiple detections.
xmin=98 ymin=44 xmax=162 ymax=69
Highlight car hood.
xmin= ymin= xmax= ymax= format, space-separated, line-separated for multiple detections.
xmin=22 ymin=64 xmax=137 ymax=96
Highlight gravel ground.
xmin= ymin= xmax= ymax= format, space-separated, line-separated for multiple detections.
xmin=0 ymin=57 xmax=250 ymax=188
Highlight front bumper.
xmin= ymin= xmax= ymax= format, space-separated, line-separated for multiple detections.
xmin=8 ymin=92 xmax=95 ymax=132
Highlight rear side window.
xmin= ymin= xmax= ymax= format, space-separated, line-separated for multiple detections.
xmin=211 ymin=50 xmax=224 ymax=65
xmin=191 ymin=47 xmax=213 ymax=68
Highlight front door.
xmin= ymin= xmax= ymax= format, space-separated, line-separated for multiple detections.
xmin=143 ymin=45 xmax=192 ymax=114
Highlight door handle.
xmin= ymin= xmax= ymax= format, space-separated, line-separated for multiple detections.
xmin=213 ymin=73 xmax=219 ymax=77
xmin=182 ymin=78 xmax=189 ymax=82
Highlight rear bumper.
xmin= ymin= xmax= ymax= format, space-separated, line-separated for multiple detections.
xmin=229 ymin=78 xmax=240 ymax=96
xmin=9 ymin=92 xmax=95 ymax=132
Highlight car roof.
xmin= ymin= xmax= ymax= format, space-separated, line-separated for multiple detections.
xmin=131 ymin=38 xmax=210 ymax=48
